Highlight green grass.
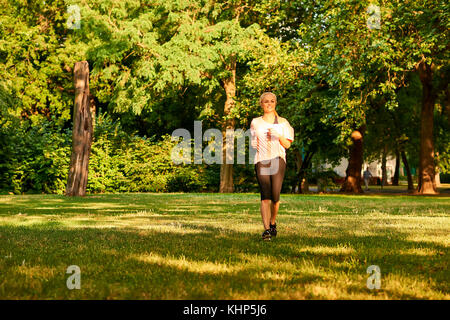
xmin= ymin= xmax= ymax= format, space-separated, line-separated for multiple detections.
xmin=0 ymin=193 xmax=449 ymax=299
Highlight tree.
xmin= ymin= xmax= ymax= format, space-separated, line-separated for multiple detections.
xmin=390 ymin=73 xmax=423 ymax=191
xmin=66 ymin=61 xmax=93 ymax=196
xmin=293 ymin=0 xmax=449 ymax=195
xmin=386 ymin=0 xmax=449 ymax=194
xmin=0 ymin=0 xmax=82 ymax=126
xmin=77 ymin=0 xmax=280 ymax=193
xmin=293 ymin=1 xmax=393 ymax=193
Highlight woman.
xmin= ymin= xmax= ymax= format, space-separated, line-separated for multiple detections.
xmin=250 ymin=92 xmax=294 ymax=241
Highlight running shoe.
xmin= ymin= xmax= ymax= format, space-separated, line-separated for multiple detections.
xmin=261 ymin=229 xmax=271 ymax=241
xmin=269 ymin=223 xmax=277 ymax=237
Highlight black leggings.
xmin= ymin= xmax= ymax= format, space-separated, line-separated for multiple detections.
xmin=255 ymin=157 xmax=286 ymax=202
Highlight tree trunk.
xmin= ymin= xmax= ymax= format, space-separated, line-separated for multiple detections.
xmin=340 ymin=126 xmax=365 ymax=193
xmin=381 ymin=145 xmax=387 ymax=188
xmin=416 ymin=59 xmax=438 ymax=194
xmin=66 ymin=61 xmax=93 ymax=197
xmin=392 ymin=149 xmax=400 ymax=186
xmin=445 ymin=86 xmax=450 ymax=127
xmin=291 ymin=149 xmax=302 ymax=193
xmin=301 ymin=177 xmax=310 ymax=194
xmin=401 ymin=151 xmax=414 ymax=192
xmin=219 ymin=54 xmax=236 ymax=193
xmin=297 ymin=150 xmax=314 ymax=194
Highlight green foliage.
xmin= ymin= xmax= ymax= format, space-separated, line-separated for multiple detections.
xmin=195 ymin=163 xmax=221 ymax=193
xmin=435 ymin=77 xmax=450 ymax=175
xmin=0 ymin=113 xmax=214 ymax=194
xmin=233 ymin=164 xmax=259 ymax=193
xmin=436 ymin=137 xmax=450 ymax=175
xmin=0 ymin=119 xmax=71 ymax=194
xmin=166 ymin=167 xmax=205 ymax=193
xmin=87 ymin=113 xmax=210 ymax=193
xmin=79 ymin=0 xmax=267 ymax=123
xmin=308 ymin=169 xmax=341 ymax=192
xmin=0 ymin=0 xmax=82 ymax=126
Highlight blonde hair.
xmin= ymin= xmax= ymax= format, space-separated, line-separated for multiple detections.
xmin=259 ymin=92 xmax=279 ymax=117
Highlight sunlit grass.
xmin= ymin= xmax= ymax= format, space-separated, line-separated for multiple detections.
xmin=0 ymin=193 xmax=448 ymax=299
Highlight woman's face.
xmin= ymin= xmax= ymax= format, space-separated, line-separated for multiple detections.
xmin=260 ymin=95 xmax=276 ymax=113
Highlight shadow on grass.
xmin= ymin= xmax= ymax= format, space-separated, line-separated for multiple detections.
xmin=0 ymin=222 xmax=448 ymax=299
xmin=1 ymin=194 xmax=449 ymax=219
xmin=0 ymin=194 xmax=246 ymax=216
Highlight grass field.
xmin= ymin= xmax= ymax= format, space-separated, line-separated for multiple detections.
xmin=0 ymin=193 xmax=448 ymax=299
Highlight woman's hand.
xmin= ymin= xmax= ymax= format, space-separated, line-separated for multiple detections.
xmin=267 ymin=126 xmax=283 ymax=139
xmin=267 ymin=127 xmax=292 ymax=149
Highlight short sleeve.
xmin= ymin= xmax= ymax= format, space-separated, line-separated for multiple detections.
xmin=284 ymin=122 xmax=294 ymax=142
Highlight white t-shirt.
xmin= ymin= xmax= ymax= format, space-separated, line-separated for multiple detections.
xmin=250 ymin=116 xmax=294 ymax=164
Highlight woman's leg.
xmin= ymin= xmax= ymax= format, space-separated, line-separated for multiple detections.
xmin=260 ymin=200 xmax=272 ymax=230
xmin=255 ymin=162 xmax=273 ymax=230
xmin=270 ymin=201 xmax=280 ymax=225
xmin=270 ymin=157 xmax=286 ymax=225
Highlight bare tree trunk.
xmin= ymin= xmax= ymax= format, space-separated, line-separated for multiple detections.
xmin=416 ymin=59 xmax=438 ymax=194
xmin=392 ymin=149 xmax=400 ymax=186
xmin=66 ymin=61 xmax=93 ymax=197
xmin=381 ymin=145 xmax=387 ymax=188
xmin=301 ymin=177 xmax=310 ymax=193
xmin=219 ymin=54 xmax=236 ymax=193
xmin=291 ymin=149 xmax=302 ymax=193
xmin=401 ymin=151 xmax=414 ymax=192
xmin=297 ymin=150 xmax=314 ymax=194
xmin=340 ymin=126 xmax=365 ymax=193
xmin=446 ymin=86 xmax=450 ymax=127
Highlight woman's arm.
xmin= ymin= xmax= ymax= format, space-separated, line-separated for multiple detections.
xmin=250 ymin=120 xmax=258 ymax=149
xmin=268 ymin=121 xmax=293 ymax=149
xmin=267 ymin=128 xmax=291 ymax=149
xmin=279 ymin=136 xmax=291 ymax=149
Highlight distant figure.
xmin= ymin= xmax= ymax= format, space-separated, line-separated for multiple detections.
xmin=363 ymin=167 xmax=373 ymax=191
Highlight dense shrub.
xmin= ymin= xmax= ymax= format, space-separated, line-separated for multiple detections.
xmin=0 ymin=119 xmax=71 ymax=194
xmin=87 ymin=114 xmax=210 ymax=193
xmin=0 ymin=113 xmax=214 ymax=194
xmin=308 ymin=169 xmax=341 ymax=192
xmin=233 ymin=164 xmax=259 ymax=193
